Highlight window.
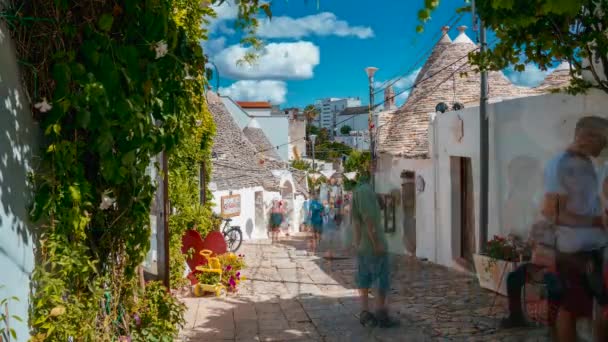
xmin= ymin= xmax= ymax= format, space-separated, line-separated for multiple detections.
xmin=379 ymin=194 xmax=396 ymax=233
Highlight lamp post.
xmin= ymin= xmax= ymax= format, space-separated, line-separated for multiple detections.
xmin=365 ymin=66 xmax=378 ymax=190
xmin=310 ymin=134 xmax=317 ymax=172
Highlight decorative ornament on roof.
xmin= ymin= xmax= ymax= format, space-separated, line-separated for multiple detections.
xmin=435 ymin=102 xmax=449 ymax=113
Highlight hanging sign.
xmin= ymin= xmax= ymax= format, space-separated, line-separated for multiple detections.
xmin=221 ymin=194 xmax=241 ymax=217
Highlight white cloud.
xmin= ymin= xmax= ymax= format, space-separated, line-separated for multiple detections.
xmin=257 ymin=12 xmax=374 ymax=39
xmin=213 ymin=41 xmax=320 ymax=80
xmin=202 ymin=37 xmax=226 ymax=56
xmin=506 ymin=64 xmax=552 ymax=87
xmin=219 ymin=80 xmax=287 ymax=104
xmin=206 ymin=1 xmax=239 ymax=34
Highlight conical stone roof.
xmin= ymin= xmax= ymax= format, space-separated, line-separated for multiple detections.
xmin=207 ymin=92 xmax=278 ymax=191
xmin=378 ymin=26 xmax=537 ymax=158
xmin=243 ymin=119 xmax=281 ymax=160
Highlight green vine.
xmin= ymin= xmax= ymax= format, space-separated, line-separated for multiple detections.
xmin=1 ymin=0 xmax=273 ymax=340
xmin=167 ymin=97 xmax=216 ymax=289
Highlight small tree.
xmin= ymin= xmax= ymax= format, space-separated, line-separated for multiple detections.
xmin=340 ymin=125 xmax=352 ymax=135
xmin=418 ymin=0 xmax=608 ymax=94
xmin=343 ymin=150 xmax=371 ymax=190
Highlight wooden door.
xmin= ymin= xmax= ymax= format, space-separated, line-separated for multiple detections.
xmin=401 ymin=171 xmax=416 ymax=255
xmin=460 ymin=157 xmax=475 ymax=266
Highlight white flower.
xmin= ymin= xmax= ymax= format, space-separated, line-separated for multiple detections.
xmin=34 ymin=98 xmax=52 ymax=113
xmin=99 ymin=190 xmax=116 ymax=210
xmin=154 ymin=41 xmax=168 ymax=59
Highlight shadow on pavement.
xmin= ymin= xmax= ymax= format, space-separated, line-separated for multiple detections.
xmin=179 ymin=237 xmax=550 ymax=341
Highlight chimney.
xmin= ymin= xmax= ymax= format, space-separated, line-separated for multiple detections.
xmin=453 ymin=25 xmax=474 ymax=44
xmin=438 ymin=26 xmax=451 ymax=44
xmin=384 ymin=86 xmax=396 ymax=110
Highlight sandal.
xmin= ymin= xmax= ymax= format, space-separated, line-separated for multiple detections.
xmin=359 ymin=310 xmax=377 ymax=327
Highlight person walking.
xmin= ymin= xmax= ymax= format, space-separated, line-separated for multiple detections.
xmin=269 ymin=200 xmax=284 ymax=244
xmin=309 ymin=193 xmax=324 ymax=253
xmin=351 ymin=176 xmax=399 ymax=328
xmin=540 ymin=116 xmax=608 ymax=341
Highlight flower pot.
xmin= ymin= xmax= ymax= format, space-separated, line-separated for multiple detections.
xmin=193 ymin=283 xmax=224 ymax=297
xmin=473 ymin=253 xmax=519 ymax=296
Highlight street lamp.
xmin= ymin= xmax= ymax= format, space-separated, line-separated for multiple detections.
xmin=310 ymin=134 xmax=317 ymax=172
xmin=365 ymin=66 xmax=378 ymax=190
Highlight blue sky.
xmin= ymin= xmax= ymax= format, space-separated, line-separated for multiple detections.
xmin=204 ymin=0 xmax=550 ymax=108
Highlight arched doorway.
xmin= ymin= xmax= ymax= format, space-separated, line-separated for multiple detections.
xmin=281 ymin=180 xmax=295 ymax=234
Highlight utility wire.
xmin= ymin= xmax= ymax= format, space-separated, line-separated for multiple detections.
xmin=374 ymin=12 xmax=461 ymax=91
xmin=374 ymin=13 xmax=464 ymax=96
xmin=256 ymin=38 xmax=495 ymax=159
xmin=371 ymin=39 xmax=497 ymax=112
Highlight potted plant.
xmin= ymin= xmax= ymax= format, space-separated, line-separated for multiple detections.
xmin=473 ymin=235 xmax=527 ymax=296
xmin=193 ymin=250 xmax=225 ymax=297
xmin=217 ymin=253 xmax=247 ymax=293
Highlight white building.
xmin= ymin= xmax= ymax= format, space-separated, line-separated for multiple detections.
xmin=334 ymin=98 xmax=390 ymax=150
xmin=208 ymin=92 xmax=308 ymax=240
xmin=314 ymin=97 xmax=361 ymax=131
xmin=375 ymin=25 xmax=568 ymax=269
xmin=218 ymin=98 xmax=290 ymax=161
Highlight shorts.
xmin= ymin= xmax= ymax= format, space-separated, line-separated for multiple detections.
xmin=356 ymin=254 xmax=390 ymax=295
xmin=311 ymin=222 xmax=323 ymax=234
xmin=556 ymin=252 xmax=593 ymax=318
xmin=556 ymin=226 xmax=608 ymax=253
xmin=270 ymin=213 xmax=283 ymax=230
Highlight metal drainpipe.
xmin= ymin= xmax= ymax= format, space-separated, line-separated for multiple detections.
xmin=479 ymin=20 xmax=489 ymax=254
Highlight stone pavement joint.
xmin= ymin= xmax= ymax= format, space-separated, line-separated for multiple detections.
xmin=178 ymin=236 xmax=549 ymax=341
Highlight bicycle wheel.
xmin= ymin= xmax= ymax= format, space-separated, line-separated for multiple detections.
xmin=224 ymin=227 xmax=243 ymax=252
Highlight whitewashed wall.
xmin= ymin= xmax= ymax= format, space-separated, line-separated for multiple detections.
xmin=374 ymin=154 xmax=434 ymax=260
xmin=254 ymin=116 xmax=289 ymax=161
xmin=429 ymin=90 xmax=608 ymax=269
xmin=0 ymin=21 xmax=39 ymax=341
xmin=288 ymin=119 xmax=306 ymax=159
xmin=212 ymin=186 xmax=268 ymax=240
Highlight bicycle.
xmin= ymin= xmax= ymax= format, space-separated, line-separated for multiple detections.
xmin=221 ymin=218 xmax=243 ymax=252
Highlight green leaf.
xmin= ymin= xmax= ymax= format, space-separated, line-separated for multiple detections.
xmin=98 ymin=13 xmax=114 ymax=32
xmin=122 ymin=151 xmax=136 ymax=165
xmin=260 ymin=3 xmax=272 ymax=19
xmin=76 ymin=110 xmax=91 ymax=128
xmin=417 ymin=9 xmax=431 ymax=22
xmin=69 ymin=185 xmax=81 ymax=203
xmin=52 ymin=63 xmax=71 ymax=98
xmin=53 ymin=124 xmax=61 ymax=135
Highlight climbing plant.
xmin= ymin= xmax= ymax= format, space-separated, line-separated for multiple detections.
xmin=167 ymin=99 xmax=216 ymax=289
xmin=0 ymin=0 xmax=273 ymax=340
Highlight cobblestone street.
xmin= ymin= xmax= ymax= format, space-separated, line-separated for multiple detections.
xmin=179 ymin=237 xmax=550 ymax=341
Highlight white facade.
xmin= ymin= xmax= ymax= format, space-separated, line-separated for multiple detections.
xmin=288 ymin=117 xmax=306 ymax=159
xmin=314 ymin=97 xmax=361 ymax=130
xmin=220 ymin=96 xmax=289 ymax=161
xmin=253 ymin=116 xmax=289 ymax=161
xmin=376 ymin=90 xmax=608 ymax=269
xmin=211 ymin=174 xmax=303 ymax=241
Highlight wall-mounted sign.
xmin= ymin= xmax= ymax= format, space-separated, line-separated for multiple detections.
xmin=221 ymin=194 xmax=241 ymax=217
xmin=452 ymin=114 xmax=464 ymax=142
xmin=416 ymin=175 xmax=426 ymax=193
